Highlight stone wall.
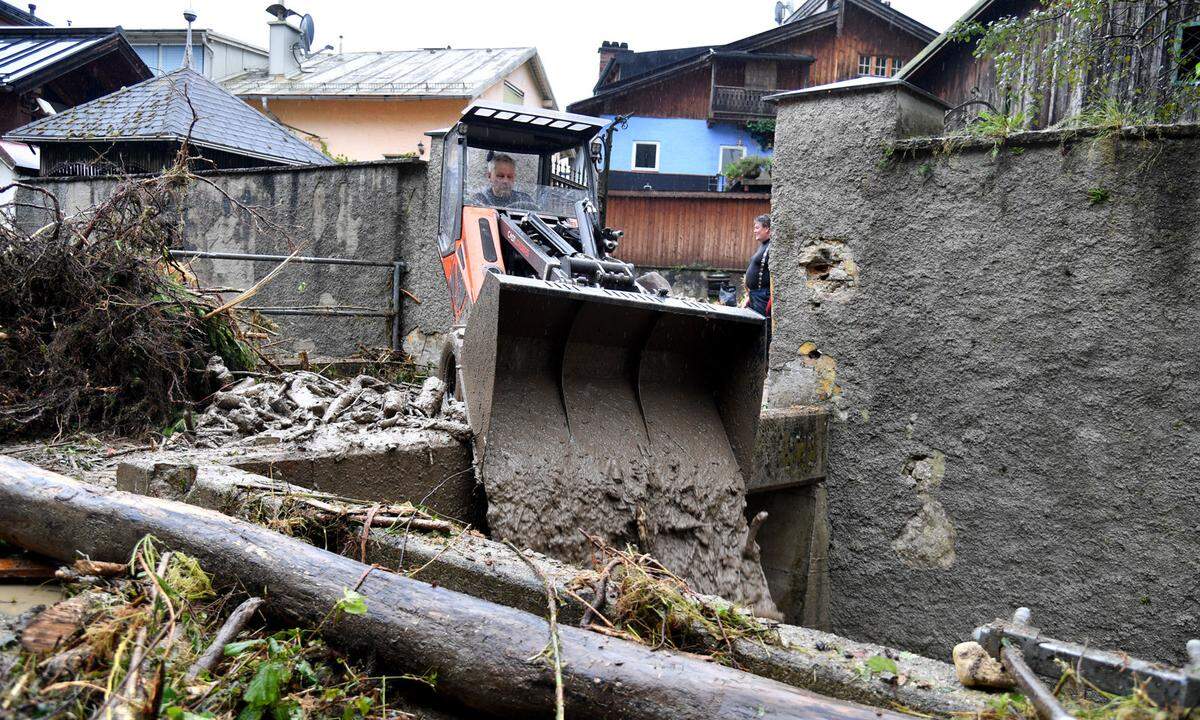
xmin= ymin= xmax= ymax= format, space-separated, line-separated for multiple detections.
xmin=16 ymin=160 xmax=453 ymax=363
xmin=767 ymin=81 xmax=1200 ymax=664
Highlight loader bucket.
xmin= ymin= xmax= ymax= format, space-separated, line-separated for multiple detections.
xmin=460 ymin=273 xmax=773 ymax=604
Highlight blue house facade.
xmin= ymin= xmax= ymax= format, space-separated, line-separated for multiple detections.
xmin=603 ymin=115 xmax=771 ymax=191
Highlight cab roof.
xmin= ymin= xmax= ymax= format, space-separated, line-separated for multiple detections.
xmin=458 ymin=100 xmax=608 ymax=154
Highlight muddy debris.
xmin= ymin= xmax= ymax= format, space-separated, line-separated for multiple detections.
xmin=187 ymin=369 xmax=467 ymax=449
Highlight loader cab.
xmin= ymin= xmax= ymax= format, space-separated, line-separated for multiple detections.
xmin=437 ymin=101 xmax=618 ymax=321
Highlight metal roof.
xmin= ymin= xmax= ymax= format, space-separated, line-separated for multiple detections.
xmin=5 ymin=67 xmax=331 ymax=166
xmin=223 ymin=46 xmax=555 ymax=106
xmin=0 ymin=28 xmax=147 ymax=92
xmin=0 ymin=1 xmax=49 ymax=26
xmin=459 ymin=100 xmax=607 ymax=153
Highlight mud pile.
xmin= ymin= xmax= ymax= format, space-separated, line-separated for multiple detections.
xmin=190 ymin=363 xmax=466 ymax=448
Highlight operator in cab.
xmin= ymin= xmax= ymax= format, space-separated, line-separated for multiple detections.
xmin=472 ymin=153 xmax=536 ymax=209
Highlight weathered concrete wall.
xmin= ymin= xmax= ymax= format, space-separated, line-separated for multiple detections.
xmin=768 ymin=82 xmax=1200 ymax=664
xmin=16 ymin=161 xmax=453 ymax=362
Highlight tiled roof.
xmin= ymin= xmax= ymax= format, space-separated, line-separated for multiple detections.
xmin=223 ymin=46 xmax=550 ymax=103
xmin=5 ymin=66 xmax=331 ymax=166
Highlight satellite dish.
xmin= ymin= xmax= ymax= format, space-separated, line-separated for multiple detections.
xmin=299 ymin=14 xmax=315 ymax=53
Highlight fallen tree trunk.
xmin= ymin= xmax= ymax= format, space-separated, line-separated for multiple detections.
xmin=0 ymin=456 xmax=905 ymax=720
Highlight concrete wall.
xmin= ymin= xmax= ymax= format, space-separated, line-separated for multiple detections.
xmin=17 ymin=160 xmax=453 ymax=362
xmin=767 ymin=82 xmax=1200 ymax=664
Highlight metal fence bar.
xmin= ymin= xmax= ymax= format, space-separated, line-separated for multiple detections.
xmin=168 ymin=249 xmax=404 ymax=270
xmin=169 ymin=250 xmax=408 ymax=350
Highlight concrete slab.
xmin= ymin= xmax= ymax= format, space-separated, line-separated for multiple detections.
xmin=750 ymin=408 xmax=827 ymax=492
xmin=119 ymin=427 xmax=478 ymax=523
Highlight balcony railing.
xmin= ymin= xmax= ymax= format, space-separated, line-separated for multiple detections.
xmin=711 ymin=86 xmax=777 ymax=118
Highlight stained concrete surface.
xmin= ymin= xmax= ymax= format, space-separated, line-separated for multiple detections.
xmin=117 ymin=426 xmax=478 ymax=523
xmin=768 ymin=83 xmax=1200 ymax=663
xmin=15 ymin=160 xmax=453 ymax=359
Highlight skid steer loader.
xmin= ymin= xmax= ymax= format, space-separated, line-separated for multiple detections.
xmin=434 ymin=101 xmax=774 ymax=608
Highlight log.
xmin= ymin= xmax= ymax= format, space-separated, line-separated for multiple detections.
xmin=0 ymin=455 xmax=905 ymax=720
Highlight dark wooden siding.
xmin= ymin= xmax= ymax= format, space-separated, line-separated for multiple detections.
xmin=760 ymin=4 xmax=930 ymax=86
xmin=582 ymin=66 xmax=714 ymax=118
xmin=908 ymin=0 xmax=1200 ymax=129
xmin=39 ymin=141 xmax=289 ymax=176
xmin=574 ymin=4 xmax=933 ymax=119
xmin=607 ymin=191 xmax=770 ymax=270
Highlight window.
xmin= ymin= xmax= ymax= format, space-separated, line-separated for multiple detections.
xmin=1177 ymin=22 xmax=1200 ymax=84
xmin=632 ymin=141 xmax=659 ymax=171
xmin=718 ymin=145 xmax=746 ymax=173
xmin=502 ymin=80 xmax=525 ymax=104
xmin=859 ymin=55 xmax=903 ymax=78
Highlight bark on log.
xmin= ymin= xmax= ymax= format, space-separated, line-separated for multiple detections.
xmin=0 ymin=456 xmax=906 ymax=720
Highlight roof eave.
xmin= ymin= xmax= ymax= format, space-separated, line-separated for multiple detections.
xmin=897 ymin=0 xmax=997 ymax=83
xmin=6 ymin=132 xmax=329 ymax=166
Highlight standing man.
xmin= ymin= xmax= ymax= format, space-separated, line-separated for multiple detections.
xmin=745 ymin=214 xmax=771 ymax=317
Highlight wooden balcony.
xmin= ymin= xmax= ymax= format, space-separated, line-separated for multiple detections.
xmin=710 ymin=85 xmax=777 ymax=120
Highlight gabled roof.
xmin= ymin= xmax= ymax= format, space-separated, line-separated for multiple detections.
xmin=897 ymin=0 xmax=1014 ymax=86
xmin=223 ymin=46 xmax=556 ymax=108
xmin=0 ymin=27 xmax=150 ymax=95
xmin=570 ymin=0 xmax=935 ymax=113
xmin=5 ymin=67 xmax=331 ymax=166
xmin=0 ymin=0 xmax=49 ymax=26
xmin=595 ymin=45 xmax=711 ymax=93
xmin=784 ymin=0 xmax=937 ymax=41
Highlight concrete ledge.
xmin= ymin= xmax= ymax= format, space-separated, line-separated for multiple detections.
xmin=750 ymin=408 xmax=827 ymax=492
xmin=120 ymin=428 xmax=478 ymax=523
xmin=890 ymin=122 xmax=1200 ymax=155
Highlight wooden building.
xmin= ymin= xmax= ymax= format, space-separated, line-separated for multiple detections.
xmin=900 ymin=0 xmax=1200 ymax=129
xmin=568 ymin=0 xmax=936 ymax=275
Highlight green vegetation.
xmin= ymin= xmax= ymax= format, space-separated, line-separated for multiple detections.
xmin=0 ymin=537 xmax=438 ymax=719
xmin=723 ymin=155 xmax=773 ymax=182
xmin=745 ymin=120 xmax=777 ymax=150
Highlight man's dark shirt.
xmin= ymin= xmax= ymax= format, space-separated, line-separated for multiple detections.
xmin=745 ymin=240 xmax=770 ymax=290
xmin=471 ymin=187 xmax=536 ymax=209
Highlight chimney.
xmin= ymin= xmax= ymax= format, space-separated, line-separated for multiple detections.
xmin=598 ymin=41 xmax=630 ymax=83
xmin=267 ymin=4 xmax=302 ymax=77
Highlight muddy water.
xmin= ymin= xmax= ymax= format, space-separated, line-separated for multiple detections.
xmin=0 ymin=584 xmax=64 ymax=616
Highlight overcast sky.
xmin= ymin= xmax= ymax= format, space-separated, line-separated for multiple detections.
xmin=35 ymin=0 xmax=975 ymax=106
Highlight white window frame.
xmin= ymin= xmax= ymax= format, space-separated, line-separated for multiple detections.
xmin=858 ymin=54 xmax=871 ymax=76
xmin=717 ymin=144 xmax=746 ymax=173
xmin=631 ymin=141 xmax=660 ymax=172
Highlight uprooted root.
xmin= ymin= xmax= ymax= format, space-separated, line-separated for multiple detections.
xmin=0 ymin=156 xmax=264 ymax=439
xmin=577 ymin=535 xmax=778 ymax=664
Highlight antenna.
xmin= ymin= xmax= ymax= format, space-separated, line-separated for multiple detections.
xmin=183 ymin=9 xmax=197 ymax=68
xmin=298 ymin=14 xmax=315 ymax=53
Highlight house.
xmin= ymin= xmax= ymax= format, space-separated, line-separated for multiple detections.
xmin=221 ymin=4 xmax=556 ymax=161
xmin=0 ymin=1 xmax=46 ymax=27
xmin=123 ymin=28 xmax=268 ymax=81
xmin=5 ymin=66 xmax=331 ymax=175
xmin=899 ymin=0 xmax=1200 ymax=129
xmin=568 ymin=0 xmax=937 ymax=194
xmin=0 ymin=27 xmax=151 ymax=134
